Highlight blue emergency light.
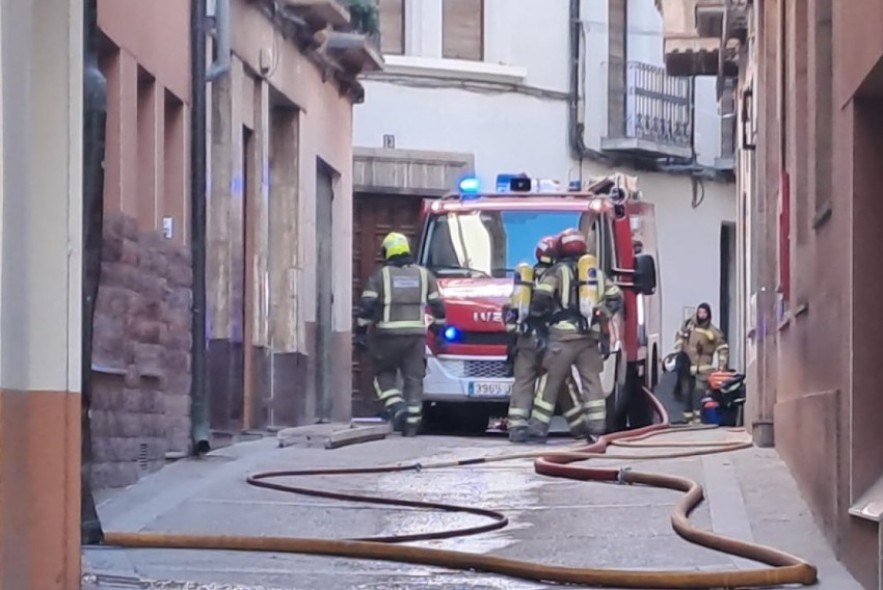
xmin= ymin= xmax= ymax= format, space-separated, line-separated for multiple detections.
xmin=458 ymin=177 xmax=481 ymax=194
xmin=443 ymin=325 xmax=461 ymax=342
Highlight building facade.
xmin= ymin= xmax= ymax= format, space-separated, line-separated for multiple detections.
xmin=349 ymin=0 xmax=739 ymax=414
xmin=90 ymin=0 xmax=195 ymax=488
xmin=88 ymin=0 xmax=381 ymax=488
xmin=660 ymin=0 xmax=883 ymax=587
xmin=204 ymin=0 xmax=382 ymax=436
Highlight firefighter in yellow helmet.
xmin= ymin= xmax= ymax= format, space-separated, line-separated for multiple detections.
xmin=525 ymin=228 xmax=623 ymax=444
xmin=355 ymin=232 xmax=446 ymax=436
xmin=673 ymin=302 xmax=729 ymax=424
xmin=503 ymin=236 xmax=586 ymax=443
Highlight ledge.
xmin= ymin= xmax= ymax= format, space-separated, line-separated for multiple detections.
xmin=601 ymin=136 xmax=694 ymax=161
xmin=282 ymin=0 xmax=350 ymax=29
xmin=367 ymin=54 xmax=527 ymax=85
xmin=849 ymin=475 xmax=883 ymax=523
xmin=714 ymin=156 xmax=735 ymax=170
xmin=318 ymin=30 xmax=384 ymax=73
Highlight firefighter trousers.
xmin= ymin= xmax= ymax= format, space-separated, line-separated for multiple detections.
xmin=371 ymin=334 xmax=426 ymax=432
xmin=508 ymin=336 xmax=584 ymax=437
xmin=527 ymin=337 xmax=606 ymax=438
xmin=681 ymin=373 xmax=709 ymax=423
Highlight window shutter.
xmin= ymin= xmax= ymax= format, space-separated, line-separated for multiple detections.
xmin=442 ymin=0 xmax=483 ymax=61
xmin=379 ymin=0 xmax=405 ymax=55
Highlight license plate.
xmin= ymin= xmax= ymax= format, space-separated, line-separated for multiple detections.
xmin=468 ymin=382 xmax=511 ymax=398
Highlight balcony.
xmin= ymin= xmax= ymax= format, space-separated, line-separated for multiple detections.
xmin=601 ymin=61 xmax=694 ymax=161
xmin=656 ymin=0 xmax=748 ymax=78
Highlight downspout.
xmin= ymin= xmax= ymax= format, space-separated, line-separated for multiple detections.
xmin=81 ymin=0 xmax=106 ymax=544
xmin=207 ymin=0 xmax=231 ymax=82
xmin=568 ymin=0 xmax=610 ymax=168
xmin=191 ymin=0 xmax=211 ymax=454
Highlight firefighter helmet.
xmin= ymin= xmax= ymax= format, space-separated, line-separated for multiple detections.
xmin=535 ymin=235 xmax=558 ymax=265
xmin=557 ymin=228 xmax=588 ymax=258
xmin=380 ymin=232 xmax=411 ymax=260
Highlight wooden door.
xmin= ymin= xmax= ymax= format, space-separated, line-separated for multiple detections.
xmin=352 ymin=193 xmax=422 ymax=417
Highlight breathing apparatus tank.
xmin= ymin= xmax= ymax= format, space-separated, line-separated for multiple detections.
xmin=511 ymin=262 xmax=535 ymax=329
xmin=577 ymin=254 xmax=603 ymax=321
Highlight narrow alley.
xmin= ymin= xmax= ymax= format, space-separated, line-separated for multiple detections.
xmin=1 ymin=0 xmax=882 ymax=589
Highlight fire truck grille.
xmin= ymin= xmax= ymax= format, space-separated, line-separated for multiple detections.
xmin=458 ymin=331 xmax=510 ymax=346
xmin=465 ymin=360 xmax=509 ymax=379
xmin=439 ymin=359 xmax=509 ymax=379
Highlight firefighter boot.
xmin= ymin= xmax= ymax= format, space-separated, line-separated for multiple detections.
xmin=524 ymin=427 xmax=548 ymax=445
xmin=389 ymin=403 xmax=407 ymax=432
xmin=402 ymin=424 xmax=419 ymax=437
xmin=508 ymin=427 xmax=529 ymax=443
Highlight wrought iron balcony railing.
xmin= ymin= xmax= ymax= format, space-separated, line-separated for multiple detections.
xmin=625 ymin=60 xmax=692 ymax=150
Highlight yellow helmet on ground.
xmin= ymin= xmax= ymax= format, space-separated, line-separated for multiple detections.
xmin=381 ymin=232 xmax=411 ymax=259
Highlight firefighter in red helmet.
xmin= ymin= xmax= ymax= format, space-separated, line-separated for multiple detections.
xmin=503 ymin=236 xmax=584 ymax=443
xmin=525 ymin=228 xmax=623 ymax=443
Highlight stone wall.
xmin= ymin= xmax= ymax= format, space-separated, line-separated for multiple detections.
xmin=90 ymin=211 xmax=193 ymax=489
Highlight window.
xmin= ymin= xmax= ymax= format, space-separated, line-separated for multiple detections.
xmin=378 ymin=0 xmax=404 ymax=55
xmin=420 ymin=210 xmax=590 ymax=279
xmin=442 ymin=0 xmax=483 ymax=61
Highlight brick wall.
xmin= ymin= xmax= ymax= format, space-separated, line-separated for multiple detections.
xmin=90 ymin=211 xmax=193 ymax=489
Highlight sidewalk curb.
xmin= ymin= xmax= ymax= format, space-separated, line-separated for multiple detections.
xmin=276 ymin=422 xmax=392 ymax=449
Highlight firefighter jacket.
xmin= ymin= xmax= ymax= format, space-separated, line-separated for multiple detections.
xmin=356 ymin=257 xmax=445 ymax=336
xmin=676 ymin=316 xmax=729 ymax=375
xmin=529 ymin=260 xmax=622 ymax=341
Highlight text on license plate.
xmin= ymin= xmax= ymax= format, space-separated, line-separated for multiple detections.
xmin=468 ymin=382 xmax=511 ymax=398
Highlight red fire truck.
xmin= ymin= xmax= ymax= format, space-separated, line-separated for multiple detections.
xmin=416 ymin=172 xmax=662 ymax=434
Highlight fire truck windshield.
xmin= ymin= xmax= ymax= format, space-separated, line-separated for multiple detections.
xmin=421 ymin=210 xmax=587 ymax=278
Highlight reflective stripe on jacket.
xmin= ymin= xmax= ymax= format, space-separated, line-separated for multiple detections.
xmin=358 ymin=263 xmax=445 ymax=336
xmin=684 ymin=322 xmax=729 ymax=373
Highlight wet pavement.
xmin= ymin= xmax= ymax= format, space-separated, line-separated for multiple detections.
xmin=83 ymin=428 xmax=863 ymax=590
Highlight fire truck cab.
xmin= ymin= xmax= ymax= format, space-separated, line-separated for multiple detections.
xmin=416 ymin=172 xmax=662 ymax=434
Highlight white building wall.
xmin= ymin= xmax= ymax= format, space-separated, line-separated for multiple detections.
xmin=354 ymin=0 xmax=738 ymax=367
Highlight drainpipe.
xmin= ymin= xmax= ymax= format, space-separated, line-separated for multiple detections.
xmin=568 ymin=0 xmax=611 ymax=168
xmin=207 ymin=0 xmax=231 ymax=83
xmin=82 ymin=0 xmax=106 ymax=544
xmin=191 ymin=0 xmax=211 ymax=454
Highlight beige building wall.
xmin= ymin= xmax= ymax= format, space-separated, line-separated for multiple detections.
xmin=206 ymin=0 xmax=376 ymax=432
xmin=0 ymin=0 xmax=84 ymax=588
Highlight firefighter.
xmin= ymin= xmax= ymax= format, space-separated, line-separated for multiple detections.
xmin=503 ymin=237 xmax=585 ymax=443
xmin=355 ymin=232 xmax=446 ymax=436
xmin=525 ymin=228 xmax=623 ymax=443
xmin=673 ymin=302 xmax=729 ymax=424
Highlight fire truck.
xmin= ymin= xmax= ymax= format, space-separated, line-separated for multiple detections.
xmin=415 ymin=172 xmax=662 ymax=434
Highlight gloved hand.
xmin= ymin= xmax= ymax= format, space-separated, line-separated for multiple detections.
xmin=599 ymin=338 xmax=611 ymax=360
xmin=429 ymin=323 xmax=447 ymax=351
xmin=535 ymin=334 xmax=548 ymax=355
xmin=690 ymin=365 xmax=698 ymax=375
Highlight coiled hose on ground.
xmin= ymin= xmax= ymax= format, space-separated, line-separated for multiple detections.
xmin=105 ymin=387 xmax=819 ymax=589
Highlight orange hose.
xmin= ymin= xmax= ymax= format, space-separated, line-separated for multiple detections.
xmin=104 ymin=387 xmax=818 ymax=589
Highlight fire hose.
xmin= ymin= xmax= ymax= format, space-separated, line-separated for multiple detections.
xmin=105 ymin=387 xmax=819 ymax=589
